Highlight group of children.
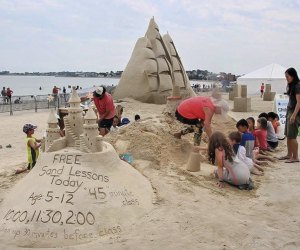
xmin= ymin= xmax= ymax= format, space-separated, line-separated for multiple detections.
xmin=208 ymin=112 xmax=281 ymax=189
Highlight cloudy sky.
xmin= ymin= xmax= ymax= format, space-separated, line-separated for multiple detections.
xmin=1 ymin=0 xmax=300 ymax=75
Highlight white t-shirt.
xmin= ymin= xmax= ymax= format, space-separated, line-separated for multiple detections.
xmin=237 ymin=145 xmax=254 ymax=172
xmin=110 ymin=126 xmax=119 ymax=133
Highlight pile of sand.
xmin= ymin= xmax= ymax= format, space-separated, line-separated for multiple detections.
xmin=105 ymin=114 xmax=238 ymax=167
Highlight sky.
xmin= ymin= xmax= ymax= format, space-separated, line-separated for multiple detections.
xmin=1 ymin=0 xmax=300 ymax=75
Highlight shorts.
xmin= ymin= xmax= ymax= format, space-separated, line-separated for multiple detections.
xmin=28 ymin=161 xmax=36 ymax=170
xmin=267 ymin=140 xmax=278 ymax=149
xmin=284 ymin=110 xmax=300 ymax=139
xmin=98 ymin=118 xmax=114 ymax=130
xmin=175 ymin=110 xmax=201 ymax=126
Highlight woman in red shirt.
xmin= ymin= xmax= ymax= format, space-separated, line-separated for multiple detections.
xmin=174 ymin=96 xmax=229 ymax=146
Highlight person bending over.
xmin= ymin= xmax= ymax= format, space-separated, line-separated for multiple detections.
xmin=174 ymin=96 xmax=229 ymax=146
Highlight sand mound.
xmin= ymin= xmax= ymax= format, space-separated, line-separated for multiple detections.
xmin=106 ymin=114 xmax=238 ymax=167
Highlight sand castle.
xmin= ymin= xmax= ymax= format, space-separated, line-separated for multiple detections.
xmin=263 ymin=83 xmax=276 ymax=101
xmin=0 ymin=88 xmax=153 ymax=248
xmin=113 ymin=17 xmax=195 ymax=104
xmin=233 ymin=85 xmax=251 ymax=112
xmin=229 ymin=84 xmax=239 ymax=101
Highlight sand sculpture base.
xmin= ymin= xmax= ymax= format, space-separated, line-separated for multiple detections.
xmin=263 ymin=83 xmax=276 ymax=101
xmin=233 ymin=97 xmax=251 ymax=112
xmin=186 ymin=152 xmax=201 ymax=172
xmin=0 ymin=142 xmax=153 ymax=248
xmin=263 ymin=92 xmax=276 ymax=101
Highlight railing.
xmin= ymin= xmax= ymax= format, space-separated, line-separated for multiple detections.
xmin=0 ymin=94 xmax=70 ymax=115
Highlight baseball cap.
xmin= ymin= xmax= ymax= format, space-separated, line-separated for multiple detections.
xmin=94 ymin=87 xmax=104 ymax=96
xmin=23 ymin=124 xmax=37 ymax=134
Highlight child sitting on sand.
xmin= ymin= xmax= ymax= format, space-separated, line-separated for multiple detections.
xmin=246 ymin=117 xmax=255 ymax=134
xmin=23 ymin=124 xmax=41 ymax=170
xmin=236 ymin=119 xmax=255 ymax=158
xmin=239 ymin=118 xmax=275 ymax=165
xmin=267 ymin=112 xmax=285 ymax=140
xmin=253 ymin=117 xmax=268 ymax=151
xmin=110 ymin=116 xmax=120 ymax=133
xmin=258 ymin=113 xmax=278 ymax=150
xmin=228 ymin=131 xmax=263 ymax=176
xmin=267 ymin=112 xmax=280 ymax=134
xmin=208 ymin=131 xmax=251 ymax=189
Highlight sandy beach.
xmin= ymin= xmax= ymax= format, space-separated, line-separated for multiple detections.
xmin=0 ymin=95 xmax=300 ymax=250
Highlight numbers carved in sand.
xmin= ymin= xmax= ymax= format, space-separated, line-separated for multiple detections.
xmin=3 ymin=209 xmax=95 ymax=226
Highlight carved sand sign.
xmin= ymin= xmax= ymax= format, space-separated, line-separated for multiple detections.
xmin=0 ymin=88 xmax=153 ymax=248
xmin=0 ymin=144 xmax=153 ymax=248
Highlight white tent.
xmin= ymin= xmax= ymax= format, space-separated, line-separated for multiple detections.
xmin=237 ymin=63 xmax=287 ymax=95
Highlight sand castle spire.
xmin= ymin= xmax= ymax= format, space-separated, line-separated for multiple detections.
xmin=64 ymin=87 xmax=83 ymax=147
xmin=47 ymin=109 xmax=59 ymax=126
xmin=68 ymin=86 xmax=81 ymax=103
xmin=80 ymin=106 xmax=103 ymax=152
xmin=45 ymin=109 xmax=61 ymax=150
xmin=84 ymin=105 xmax=97 ymax=121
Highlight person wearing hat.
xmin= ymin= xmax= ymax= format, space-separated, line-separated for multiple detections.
xmin=174 ymin=96 xmax=229 ymax=146
xmin=92 ymin=86 xmax=115 ymax=136
xmin=23 ymin=124 xmax=42 ymax=170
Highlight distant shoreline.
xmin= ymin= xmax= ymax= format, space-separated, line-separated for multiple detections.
xmin=0 ymin=75 xmax=121 ymax=79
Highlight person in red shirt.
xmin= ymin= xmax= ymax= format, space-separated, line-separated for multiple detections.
xmin=92 ymin=86 xmax=115 ymax=136
xmin=6 ymin=87 xmax=13 ymax=102
xmin=260 ymin=83 xmax=264 ymax=98
xmin=174 ymin=96 xmax=229 ymax=146
xmin=253 ymin=117 xmax=268 ymax=151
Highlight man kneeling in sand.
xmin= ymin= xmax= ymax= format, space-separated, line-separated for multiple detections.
xmin=174 ymin=96 xmax=229 ymax=146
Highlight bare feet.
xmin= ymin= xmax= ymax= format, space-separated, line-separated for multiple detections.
xmin=15 ymin=168 xmax=27 ymax=174
xmin=277 ymin=155 xmax=291 ymax=160
xmin=285 ymin=159 xmax=300 ymax=163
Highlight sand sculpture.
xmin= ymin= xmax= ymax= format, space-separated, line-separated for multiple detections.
xmin=186 ymin=149 xmax=201 ymax=172
xmin=229 ymin=84 xmax=239 ymax=101
xmin=113 ymin=17 xmax=195 ymax=104
xmin=0 ymin=88 xmax=153 ymax=248
xmin=233 ymin=85 xmax=251 ymax=112
xmin=263 ymin=83 xmax=276 ymax=101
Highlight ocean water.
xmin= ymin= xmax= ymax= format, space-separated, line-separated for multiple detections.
xmin=0 ymin=75 xmax=208 ymax=96
xmin=0 ymin=76 xmax=120 ymax=96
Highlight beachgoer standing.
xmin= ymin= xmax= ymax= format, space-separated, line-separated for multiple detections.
xmin=62 ymin=86 xmax=67 ymax=102
xmin=260 ymin=83 xmax=264 ymax=98
xmin=278 ymin=68 xmax=300 ymax=163
xmin=6 ymin=87 xmax=13 ymax=103
xmin=174 ymin=96 xmax=229 ymax=146
xmin=52 ymin=86 xmax=61 ymax=104
xmin=1 ymin=87 xmax=7 ymax=103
